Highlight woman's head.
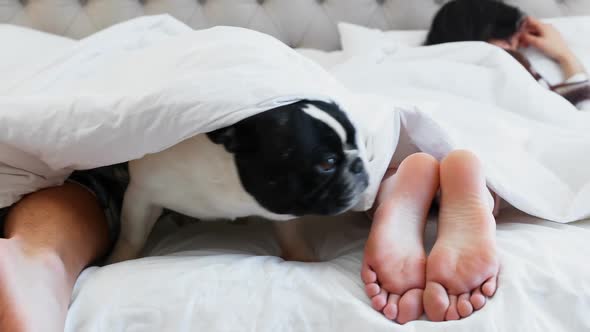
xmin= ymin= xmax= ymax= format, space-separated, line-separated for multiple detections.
xmin=425 ymin=0 xmax=526 ymax=50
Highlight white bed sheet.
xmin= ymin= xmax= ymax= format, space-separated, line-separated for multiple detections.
xmin=67 ymin=209 xmax=590 ymax=332
xmin=65 ymin=46 xmax=590 ymax=332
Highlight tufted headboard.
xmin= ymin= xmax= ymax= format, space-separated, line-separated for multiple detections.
xmin=1 ymin=0 xmax=590 ymax=50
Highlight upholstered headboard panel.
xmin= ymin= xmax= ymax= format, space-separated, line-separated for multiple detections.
xmin=1 ymin=0 xmax=589 ymax=50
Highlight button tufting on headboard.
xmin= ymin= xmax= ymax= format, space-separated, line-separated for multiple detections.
xmin=2 ymin=0 xmax=589 ymax=50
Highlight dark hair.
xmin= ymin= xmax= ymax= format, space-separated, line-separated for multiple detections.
xmin=425 ymin=0 xmax=525 ymax=45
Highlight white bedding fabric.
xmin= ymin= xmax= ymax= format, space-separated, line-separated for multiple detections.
xmin=0 ymin=16 xmax=390 ymax=212
xmin=338 ymin=16 xmax=590 ymax=86
xmin=1 ymin=16 xmax=590 ymax=331
xmin=68 ymin=210 xmax=590 ymax=332
xmin=333 ymin=41 xmax=590 ymax=222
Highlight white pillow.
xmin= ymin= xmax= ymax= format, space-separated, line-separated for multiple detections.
xmin=338 ymin=18 xmax=590 ymax=85
xmin=338 ymin=22 xmax=426 ymax=58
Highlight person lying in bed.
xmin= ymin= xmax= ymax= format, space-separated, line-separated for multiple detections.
xmin=425 ymin=0 xmax=590 ymax=110
xmin=0 ymin=166 xmax=125 ymax=332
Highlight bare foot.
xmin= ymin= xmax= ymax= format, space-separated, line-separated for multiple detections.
xmin=423 ymin=150 xmax=500 ymax=321
xmin=362 ymin=153 xmax=439 ymax=324
xmin=0 ymin=238 xmax=72 ymax=332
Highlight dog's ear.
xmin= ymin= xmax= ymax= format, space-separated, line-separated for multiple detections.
xmin=207 ymin=126 xmax=240 ymax=152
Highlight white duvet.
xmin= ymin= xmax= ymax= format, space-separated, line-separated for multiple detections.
xmin=1 ymin=16 xmax=590 ymax=332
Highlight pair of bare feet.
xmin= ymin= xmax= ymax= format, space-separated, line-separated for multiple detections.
xmin=362 ymin=150 xmax=500 ymax=324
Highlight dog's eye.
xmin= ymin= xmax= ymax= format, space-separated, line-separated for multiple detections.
xmin=318 ymin=157 xmax=337 ymax=172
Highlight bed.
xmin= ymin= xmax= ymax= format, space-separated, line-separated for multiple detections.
xmin=2 ymin=1 xmax=590 ymax=331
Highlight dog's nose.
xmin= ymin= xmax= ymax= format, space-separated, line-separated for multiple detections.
xmin=350 ymin=157 xmax=364 ymax=174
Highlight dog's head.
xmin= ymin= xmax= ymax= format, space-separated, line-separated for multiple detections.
xmin=207 ymin=100 xmax=369 ymax=216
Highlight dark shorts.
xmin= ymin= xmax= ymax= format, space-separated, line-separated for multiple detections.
xmin=0 ymin=164 xmax=129 ymax=241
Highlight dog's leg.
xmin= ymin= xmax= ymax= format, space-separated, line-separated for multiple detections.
xmin=273 ymin=220 xmax=317 ymax=262
xmin=107 ymin=185 xmax=163 ymax=264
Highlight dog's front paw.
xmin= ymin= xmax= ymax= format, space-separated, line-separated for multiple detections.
xmin=106 ymin=239 xmax=142 ymax=264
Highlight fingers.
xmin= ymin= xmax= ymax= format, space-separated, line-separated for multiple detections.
xmin=518 ymin=33 xmax=529 ymax=48
xmin=520 ymin=33 xmax=543 ymax=49
xmin=523 ymin=16 xmax=544 ymax=35
xmin=519 ymin=16 xmax=546 ymax=48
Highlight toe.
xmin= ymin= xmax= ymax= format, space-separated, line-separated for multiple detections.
xmin=470 ymin=288 xmax=486 ymax=310
xmin=482 ymin=276 xmax=498 ymax=297
xmin=423 ymin=281 xmax=449 ymax=322
xmin=371 ymin=289 xmax=388 ymax=311
xmin=361 ymin=263 xmax=377 ymax=284
xmin=397 ymin=288 xmax=424 ymax=324
xmin=445 ymin=295 xmax=460 ymax=321
xmin=457 ymin=293 xmax=473 ymax=318
xmin=383 ymin=294 xmax=400 ymax=320
xmin=365 ymin=283 xmax=381 ymax=297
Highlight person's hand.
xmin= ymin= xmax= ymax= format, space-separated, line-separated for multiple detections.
xmin=519 ymin=17 xmax=574 ymax=63
xmin=520 ymin=16 xmax=585 ymax=78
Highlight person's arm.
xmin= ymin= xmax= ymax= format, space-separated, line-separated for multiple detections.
xmin=557 ymin=53 xmax=586 ymax=80
xmin=520 ymin=17 xmax=586 ymax=80
xmin=519 ymin=17 xmax=590 ymax=109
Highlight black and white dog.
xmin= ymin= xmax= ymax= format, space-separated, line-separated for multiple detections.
xmin=108 ymin=100 xmax=369 ymax=263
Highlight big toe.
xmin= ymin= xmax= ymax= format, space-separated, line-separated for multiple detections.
xmin=423 ymin=281 xmax=449 ymax=322
xmin=397 ymin=288 xmax=424 ymax=324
